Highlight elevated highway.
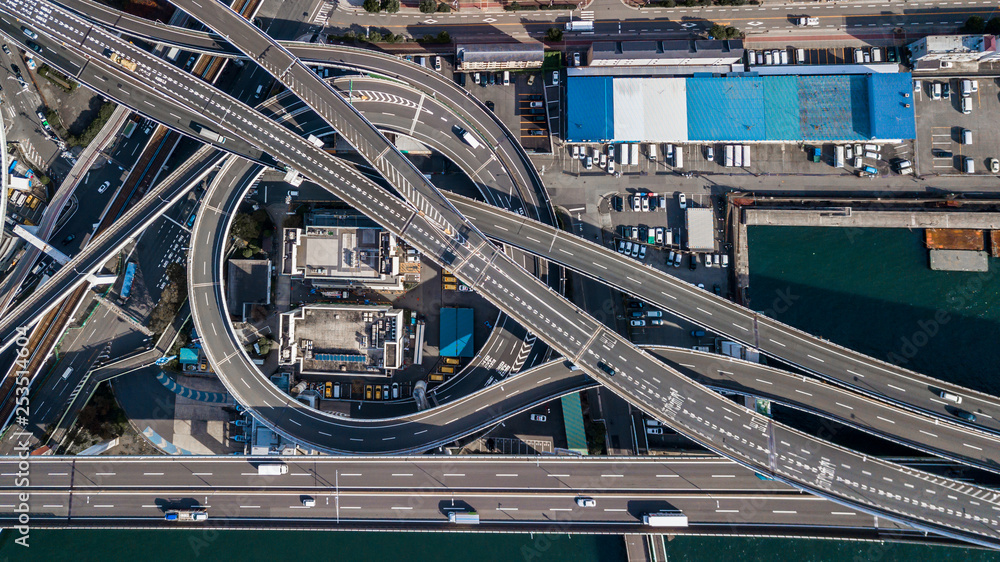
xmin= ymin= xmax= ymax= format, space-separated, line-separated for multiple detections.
xmin=0 ymin=455 xmax=949 ymax=544
xmin=6 ymin=0 xmax=1000 ymax=548
xmin=61 ymin=0 xmax=1000 ymax=440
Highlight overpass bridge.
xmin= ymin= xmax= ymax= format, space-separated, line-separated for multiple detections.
xmin=4 ymin=0 xmax=1000 ymax=549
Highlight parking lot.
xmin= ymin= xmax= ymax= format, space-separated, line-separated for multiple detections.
xmin=603 ymin=190 xmax=732 ymax=345
xmin=467 ymin=70 xmax=551 ymax=153
xmin=915 ymin=76 xmax=1000 ymax=176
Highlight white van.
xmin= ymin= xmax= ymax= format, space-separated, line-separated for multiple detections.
xmin=939 ymin=390 xmax=962 ymax=404
xmin=964 ymin=157 xmax=975 ymax=174
xmin=961 ymin=128 xmax=972 ymax=145
xmin=503 ymin=71 xmax=510 ymax=86
xmin=648 ymin=144 xmax=657 ymax=161
xmin=796 ymin=48 xmax=805 ymax=64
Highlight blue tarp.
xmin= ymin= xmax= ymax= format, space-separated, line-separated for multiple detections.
xmin=565 ymin=76 xmax=614 ymax=142
xmin=120 ymin=262 xmax=136 ymax=300
xmin=440 ymin=307 xmax=474 ymax=358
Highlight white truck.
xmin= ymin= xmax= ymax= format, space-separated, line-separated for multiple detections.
xmin=165 ymin=509 xmax=208 ymax=522
xmin=195 ymin=125 xmax=226 ymax=144
xmin=457 ymin=128 xmax=481 ymax=149
xmin=629 ymin=143 xmax=639 ymax=166
xmin=564 ymin=21 xmax=594 ymax=32
xmin=448 ymin=511 xmax=480 ymax=524
xmin=257 ymin=463 xmax=288 ymax=476
xmin=643 ymin=511 xmax=689 ymax=527
xmin=165 ymin=47 xmax=181 ymax=61
xmin=307 ymin=134 xmax=324 ymax=148
xmin=796 ymin=17 xmax=819 ymax=27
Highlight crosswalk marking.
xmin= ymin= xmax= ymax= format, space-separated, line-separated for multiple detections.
xmin=580 ymin=10 xmax=594 ymax=20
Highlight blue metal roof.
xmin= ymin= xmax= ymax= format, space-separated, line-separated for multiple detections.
xmin=762 ymin=75 xmax=798 ymax=141
xmin=868 ymin=73 xmax=917 ymax=140
xmin=797 ymin=75 xmax=870 ymax=140
xmin=565 ymin=76 xmax=614 ymax=142
xmin=686 ymin=76 xmax=766 ymax=141
xmin=439 ymin=307 xmax=474 ymax=358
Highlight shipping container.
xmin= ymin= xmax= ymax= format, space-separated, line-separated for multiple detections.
xmin=629 ymin=143 xmax=639 ymax=166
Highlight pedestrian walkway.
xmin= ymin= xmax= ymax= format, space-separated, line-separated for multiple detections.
xmin=155 ymin=371 xmax=230 ymax=403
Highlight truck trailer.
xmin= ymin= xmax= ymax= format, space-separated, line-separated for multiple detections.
xmin=257 ymin=463 xmax=288 ymax=476
xmin=643 ymin=511 xmax=689 ymax=527
xmin=165 ymin=509 xmax=208 ymax=522
xmin=564 ymin=21 xmax=594 ymax=32
xmin=194 ymin=125 xmax=226 ymax=144
xmin=448 ymin=511 xmax=480 ymax=524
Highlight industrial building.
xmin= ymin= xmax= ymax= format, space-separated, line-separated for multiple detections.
xmin=226 ymin=259 xmax=271 ymax=321
xmin=278 ymin=304 xmax=407 ymax=376
xmin=439 ymin=307 xmax=474 ymax=358
xmin=587 ymin=40 xmax=744 ymax=68
xmin=282 ymin=211 xmax=405 ymax=291
xmin=455 ymin=43 xmax=544 ymax=71
xmin=565 ymin=73 xmax=916 ymax=143
xmin=685 ymin=208 xmax=715 ymax=252
xmin=908 ymin=34 xmax=1000 ymax=66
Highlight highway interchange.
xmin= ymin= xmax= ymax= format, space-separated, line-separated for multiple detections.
xmin=0 ymin=0 xmax=999 ymax=548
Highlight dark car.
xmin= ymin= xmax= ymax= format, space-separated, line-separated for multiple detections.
xmin=485 ymin=101 xmax=495 ymax=112
xmin=932 ymin=149 xmax=953 ymax=158
xmin=26 ymin=41 xmax=41 ymax=53
xmin=688 ymin=255 xmax=697 ymax=270
xmin=597 ymin=362 xmax=615 ymax=376
xmin=62 ymin=234 xmax=76 ymax=244
xmin=713 ymin=284 xmax=722 ymax=296
xmin=955 ymin=409 xmax=977 ymax=423
xmin=528 ymin=129 xmax=545 ymax=136
xmin=627 ymin=301 xmax=644 ymax=309
xmin=10 ymin=63 xmax=21 ymax=76
xmin=942 ymin=82 xmax=950 ymax=98
xmin=630 ymin=311 xmax=643 ymax=318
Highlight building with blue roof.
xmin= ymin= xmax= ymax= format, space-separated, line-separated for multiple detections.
xmin=565 ymin=72 xmax=915 ymax=143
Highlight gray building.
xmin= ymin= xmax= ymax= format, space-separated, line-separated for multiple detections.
xmin=587 ymin=40 xmax=744 ymax=68
xmin=456 ymin=43 xmax=544 ymax=71
xmin=909 ymin=34 xmax=1000 ymax=64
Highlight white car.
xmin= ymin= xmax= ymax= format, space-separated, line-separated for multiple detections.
xmin=434 ymin=56 xmax=442 ymax=71
xmin=647 ymin=427 xmax=663 ymax=435
xmin=552 ymin=71 xmax=559 ymax=86
xmin=638 ymin=245 xmax=646 ymax=260
xmin=576 ymin=498 xmax=597 ymax=507
xmin=630 ymin=319 xmax=646 ymax=327
xmin=640 ymin=196 xmax=650 ymax=212
xmin=678 ymin=193 xmax=687 ymax=209
xmin=607 ymin=160 xmax=615 ymax=175
xmin=301 ymin=497 xmax=316 ymax=507
xmin=572 ymin=146 xmax=580 ymax=158
xmin=98 ymin=181 xmax=111 ymax=193
xmin=655 ymin=227 xmax=664 ymax=245
xmin=632 ymin=196 xmax=642 ymax=213
xmin=585 ymin=156 xmax=593 ymax=170
xmin=530 ymin=414 xmax=547 ymax=422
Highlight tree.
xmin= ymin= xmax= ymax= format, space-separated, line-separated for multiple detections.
xmin=962 ymin=15 xmax=986 ymax=33
xmin=363 ymin=0 xmax=381 ymax=11
xmin=986 ymin=17 xmax=1000 ymax=35
xmin=708 ymin=24 xmax=742 ymax=40
xmin=419 ymin=0 xmax=436 ymax=12
xmin=368 ymin=30 xmax=384 ymax=42
xmin=383 ymin=0 xmax=400 ymax=12
xmin=436 ymin=2 xmax=451 ymax=11
xmin=437 ymin=31 xmax=451 ymax=43
xmin=546 ymin=27 xmax=563 ymax=42
xmin=231 ymin=212 xmax=261 ymax=242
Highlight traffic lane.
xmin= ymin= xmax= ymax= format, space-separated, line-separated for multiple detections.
xmin=0 ymin=490 xmax=889 ymax=529
xmin=0 ymin=456 xmax=794 ymax=493
xmin=452 ymin=197 xmax=1000 ymax=436
xmin=0 ymin=145 xmax=223 ymax=352
xmin=650 ymin=347 xmax=1000 ymax=474
xmin=53 ymin=0 xmax=1000 ymax=542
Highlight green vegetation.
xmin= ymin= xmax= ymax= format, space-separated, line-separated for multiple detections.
xmin=419 ymin=0 xmax=437 ymax=12
xmin=709 ymin=24 xmax=743 ymax=40
xmin=962 ymin=15 xmax=986 ymax=33
xmin=384 ymin=0 xmax=400 ymax=12
xmin=418 ymin=31 xmax=451 ymax=44
xmin=545 ymin=27 xmax=563 ymax=42
xmin=542 ymin=50 xmax=563 ymax=71
xmin=962 ymin=16 xmax=1000 ymax=34
xmin=74 ymin=381 xmax=129 ymax=441
xmin=149 ymin=263 xmax=187 ymax=335
xmin=363 ymin=0 xmax=380 ymax=11
xmin=436 ymin=2 xmax=451 ymax=11
xmin=63 ymin=101 xmax=117 ymax=148
xmin=584 ymin=417 xmax=607 ymax=455
xmin=37 ymin=64 xmax=77 ymax=92
xmin=331 ymin=29 xmax=407 ymax=44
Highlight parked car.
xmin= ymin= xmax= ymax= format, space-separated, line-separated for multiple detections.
xmin=678 ymin=193 xmax=687 ymax=209
xmin=552 ymin=71 xmax=559 ymax=85
xmin=98 ymin=181 xmax=110 ymax=193
xmin=530 ymin=414 xmax=547 ymax=422
xmin=630 ymin=319 xmax=646 ymax=327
